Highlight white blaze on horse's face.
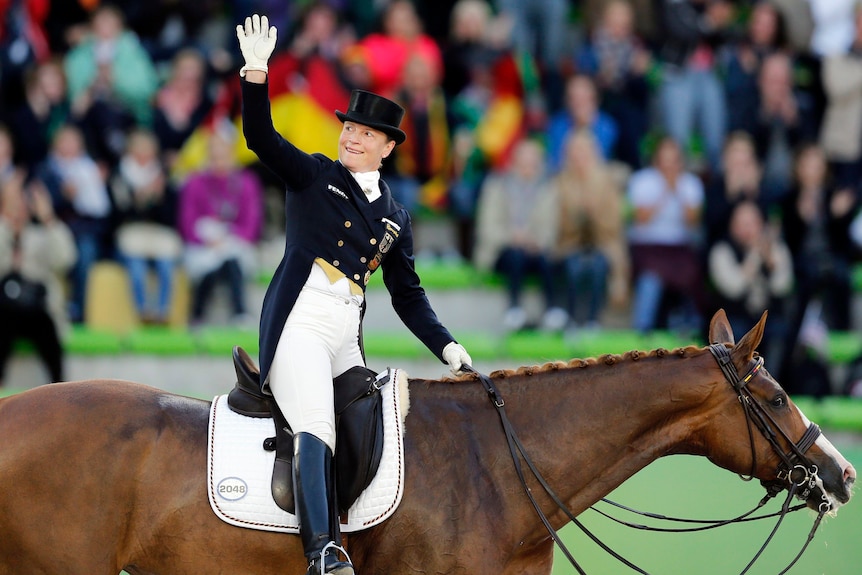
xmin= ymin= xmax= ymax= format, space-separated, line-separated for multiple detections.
xmin=795 ymin=406 xmax=856 ymax=512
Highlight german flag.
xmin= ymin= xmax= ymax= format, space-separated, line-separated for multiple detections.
xmin=171 ymin=51 xmax=350 ymax=182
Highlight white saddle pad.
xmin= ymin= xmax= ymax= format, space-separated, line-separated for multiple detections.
xmin=207 ymin=368 xmax=408 ymax=534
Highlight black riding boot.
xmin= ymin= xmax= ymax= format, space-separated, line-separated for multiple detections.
xmin=293 ymin=432 xmax=355 ymax=575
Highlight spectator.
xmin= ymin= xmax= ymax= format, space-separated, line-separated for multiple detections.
xmin=0 ymin=0 xmax=51 ymax=112
xmin=6 ymin=57 xmax=68 ymax=172
xmin=447 ymin=14 xmax=537 ymax=257
xmin=0 ymin=127 xmax=16 ymax=185
xmin=111 ymin=129 xmax=181 ymax=325
xmin=441 ymin=0 xmax=495 ymax=104
xmin=287 ymin=1 xmax=356 ymax=64
xmin=750 ymin=52 xmax=806 ymax=199
xmin=654 ymin=0 xmax=735 ymax=174
xmin=43 ymin=0 xmax=93 ymax=53
xmin=708 ymin=199 xmax=793 ymax=361
xmin=704 ymin=131 xmax=771 ymax=249
xmin=548 ymin=130 xmax=629 ymax=332
xmin=0 ymin=172 xmax=76 ymax=385
xmin=575 ymin=0 xmax=651 ymax=169
xmin=772 ymin=0 xmax=814 ymax=54
xmin=153 ymin=47 xmax=213 ymax=173
xmin=809 ymin=0 xmax=858 ymax=58
xmin=385 ymin=53 xmax=451 ymax=214
xmin=627 ymin=136 xmax=706 ymax=334
xmin=721 ymin=1 xmax=789 ymax=136
xmin=473 ymin=138 xmax=567 ymax=332
xmin=357 ymin=0 xmax=443 ymax=98
xmin=779 ymin=143 xmax=857 ymax=336
xmin=546 ymin=74 xmax=619 ymax=172
xmin=34 ymin=123 xmax=113 ymax=323
xmin=64 ymin=4 xmax=159 ymax=164
xmin=494 ymin=0 xmax=570 ymax=108
xmin=819 ymin=4 xmax=862 ymax=189
xmin=178 ymin=126 xmax=263 ymax=326
xmin=582 ymin=0 xmax=658 ymax=42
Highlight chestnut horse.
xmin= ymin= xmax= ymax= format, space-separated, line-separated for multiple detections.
xmin=0 ymin=311 xmax=854 ymax=575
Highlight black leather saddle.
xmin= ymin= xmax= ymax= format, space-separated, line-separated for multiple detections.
xmin=226 ymin=346 xmax=386 ymax=514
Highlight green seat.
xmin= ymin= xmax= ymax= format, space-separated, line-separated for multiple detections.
xmin=852 ymin=263 xmax=862 ymax=292
xmin=125 ymin=327 xmax=197 ymax=355
xmin=826 ymin=332 xmax=862 ymax=364
xmin=196 ymin=328 xmax=259 ymax=356
xmin=412 ymin=260 xmax=483 ymax=290
xmin=790 ymin=396 xmax=823 ymax=423
xmin=65 ymin=326 xmax=125 ymax=355
xmin=453 ymin=332 xmax=505 ymax=361
xmin=569 ymin=330 xmax=646 ymax=359
xmin=504 ymin=331 xmax=571 ymax=362
xmin=817 ymin=397 xmax=862 ymax=432
xmin=363 ymin=331 xmax=423 ymax=358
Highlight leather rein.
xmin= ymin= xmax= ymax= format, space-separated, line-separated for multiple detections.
xmin=463 ymin=346 xmax=834 ymax=575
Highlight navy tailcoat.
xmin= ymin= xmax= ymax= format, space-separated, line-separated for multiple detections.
xmin=241 ymin=80 xmax=455 ymax=386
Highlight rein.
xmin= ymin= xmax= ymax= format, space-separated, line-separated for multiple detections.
xmin=464 ymin=347 xmax=833 ymax=574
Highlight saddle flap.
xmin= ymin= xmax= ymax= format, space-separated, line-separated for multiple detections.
xmin=333 ymin=366 xmax=386 ymax=511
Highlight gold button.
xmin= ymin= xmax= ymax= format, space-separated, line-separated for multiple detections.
xmin=370 ymin=238 xmax=377 ymax=245
xmin=360 ymin=257 xmax=367 ymax=263
xmin=333 ymin=260 xmax=340 ymax=266
xmin=344 ymin=221 xmax=352 ymax=228
xmin=353 ymin=274 xmax=361 ymax=281
xmin=337 ymin=240 xmax=344 ymax=247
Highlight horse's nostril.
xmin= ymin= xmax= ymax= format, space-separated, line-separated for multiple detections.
xmin=844 ymin=464 xmax=857 ymax=485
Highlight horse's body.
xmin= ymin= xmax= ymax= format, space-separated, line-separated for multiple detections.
xmin=0 ymin=312 xmax=854 ymax=575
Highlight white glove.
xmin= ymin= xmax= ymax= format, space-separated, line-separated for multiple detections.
xmin=236 ymin=14 xmax=277 ymax=77
xmin=442 ymin=342 xmax=472 ymax=375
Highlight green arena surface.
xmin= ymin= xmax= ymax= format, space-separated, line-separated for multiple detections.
xmin=551 ymin=446 xmax=862 ymax=574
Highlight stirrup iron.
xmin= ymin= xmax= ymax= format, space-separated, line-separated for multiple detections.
xmin=307 ymin=541 xmax=354 ymax=575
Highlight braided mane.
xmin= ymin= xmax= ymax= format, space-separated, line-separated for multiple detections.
xmin=439 ymin=344 xmax=706 ymax=383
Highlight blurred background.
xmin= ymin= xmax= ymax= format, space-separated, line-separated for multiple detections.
xmin=1 ymin=1 xmax=862 ymax=571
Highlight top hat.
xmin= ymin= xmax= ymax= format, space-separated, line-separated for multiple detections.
xmin=335 ymin=90 xmax=406 ymax=145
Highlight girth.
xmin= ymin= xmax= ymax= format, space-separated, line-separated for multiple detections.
xmin=226 ymin=346 xmax=386 ymax=514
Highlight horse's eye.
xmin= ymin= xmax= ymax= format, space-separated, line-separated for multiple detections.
xmin=770 ymin=394 xmax=787 ymax=408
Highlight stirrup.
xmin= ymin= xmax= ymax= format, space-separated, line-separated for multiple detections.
xmin=306 ymin=541 xmax=354 ymax=575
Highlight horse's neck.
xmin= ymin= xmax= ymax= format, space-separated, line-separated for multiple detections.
xmin=450 ymin=350 xmax=716 ymax=516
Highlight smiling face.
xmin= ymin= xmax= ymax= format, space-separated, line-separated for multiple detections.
xmin=337 ymin=121 xmax=396 ymax=173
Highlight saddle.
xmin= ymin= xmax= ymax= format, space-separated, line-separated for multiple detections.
xmin=227 ymin=346 xmax=385 ymax=514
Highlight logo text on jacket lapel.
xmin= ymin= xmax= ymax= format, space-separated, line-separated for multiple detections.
xmin=327 ymin=184 xmax=349 ymax=200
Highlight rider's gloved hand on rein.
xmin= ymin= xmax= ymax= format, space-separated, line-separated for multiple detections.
xmin=236 ymin=13 xmax=277 ymax=77
xmin=443 ymin=342 xmax=473 ymax=376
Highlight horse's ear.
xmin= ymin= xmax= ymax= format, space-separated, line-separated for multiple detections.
xmin=731 ymin=310 xmax=768 ymax=363
xmin=708 ymin=309 xmax=735 ymax=345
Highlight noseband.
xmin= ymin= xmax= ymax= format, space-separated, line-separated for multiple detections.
xmin=708 ymin=344 xmax=831 ymax=512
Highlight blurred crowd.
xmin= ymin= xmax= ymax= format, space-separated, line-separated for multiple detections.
xmin=1 ymin=0 xmax=862 ymax=395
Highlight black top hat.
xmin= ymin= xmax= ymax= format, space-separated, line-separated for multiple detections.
xmin=335 ymin=90 xmax=406 ymax=145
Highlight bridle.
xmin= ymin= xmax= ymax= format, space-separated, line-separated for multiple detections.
xmin=463 ymin=345 xmax=835 ymax=575
xmin=707 ymin=343 xmax=830 ymax=512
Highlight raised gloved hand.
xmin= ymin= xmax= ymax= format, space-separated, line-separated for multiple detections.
xmin=236 ymin=14 xmax=277 ymax=77
xmin=442 ymin=341 xmax=473 ymax=376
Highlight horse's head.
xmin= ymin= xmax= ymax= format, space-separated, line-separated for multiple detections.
xmin=706 ymin=309 xmax=855 ymax=513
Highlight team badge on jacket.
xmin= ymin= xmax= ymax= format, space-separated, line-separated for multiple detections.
xmin=367 ymin=219 xmax=401 ymax=277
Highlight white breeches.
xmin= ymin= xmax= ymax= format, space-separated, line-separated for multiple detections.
xmin=269 ymin=267 xmax=364 ymax=452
